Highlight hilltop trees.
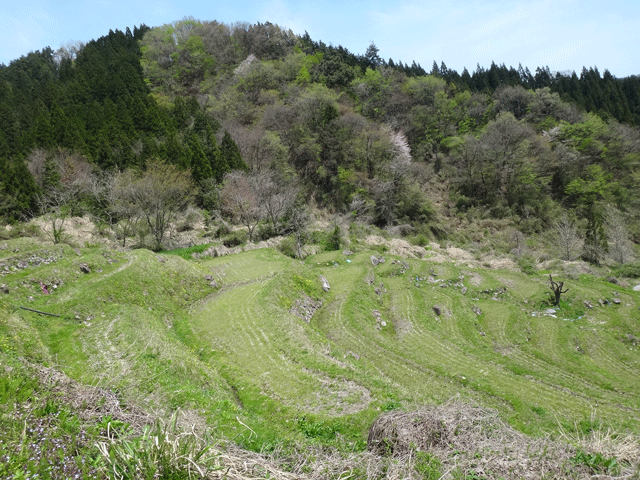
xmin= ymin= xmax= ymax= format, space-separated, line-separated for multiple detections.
xmin=0 ymin=18 xmax=638 ymax=267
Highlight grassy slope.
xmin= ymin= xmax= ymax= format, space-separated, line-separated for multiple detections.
xmin=2 ymin=237 xmax=640 ymax=453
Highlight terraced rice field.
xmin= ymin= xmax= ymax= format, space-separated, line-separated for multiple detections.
xmin=190 ymin=247 xmax=640 ymax=435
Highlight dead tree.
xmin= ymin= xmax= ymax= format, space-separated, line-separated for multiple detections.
xmin=548 ymin=275 xmax=568 ymax=306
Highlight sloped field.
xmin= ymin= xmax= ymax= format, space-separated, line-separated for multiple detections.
xmin=2 ymin=238 xmax=640 ymax=462
xmin=189 ymin=247 xmax=640 ymax=437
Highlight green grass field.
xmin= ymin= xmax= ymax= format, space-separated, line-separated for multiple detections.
xmin=1 ymin=237 xmax=639 ymax=477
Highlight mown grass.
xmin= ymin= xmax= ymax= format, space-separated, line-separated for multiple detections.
xmin=1 ymin=236 xmax=640 ymax=477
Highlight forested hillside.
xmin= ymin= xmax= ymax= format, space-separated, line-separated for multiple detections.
xmin=0 ymin=18 xmax=639 ymax=266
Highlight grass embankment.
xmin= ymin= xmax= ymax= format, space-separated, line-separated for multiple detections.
xmin=1 ymin=236 xmax=639 ymax=478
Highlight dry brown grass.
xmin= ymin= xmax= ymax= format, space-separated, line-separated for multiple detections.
xmin=367 ymin=398 xmax=586 ymax=479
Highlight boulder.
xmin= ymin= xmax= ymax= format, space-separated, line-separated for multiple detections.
xmin=319 ymin=275 xmax=331 ymax=292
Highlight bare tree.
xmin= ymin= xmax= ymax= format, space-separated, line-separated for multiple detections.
xmin=548 ymin=275 xmax=569 ymax=306
xmin=288 ymin=206 xmax=311 ymax=258
xmin=130 ymin=161 xmax=195 ymax=250
xmin=36 ymin=187 xmax=76 ymax=244
xmin=260 ymin=171 xmax=299 ymax=233
xmin=604 ymin=204 xmax=634 ymax=264
xmin=220 ymin=171 xmax=263 ymax=242
xmin=553 ymin=214 xmax=583 ymax=261
xmin=102 ymin=170 xmax=142 ymax=247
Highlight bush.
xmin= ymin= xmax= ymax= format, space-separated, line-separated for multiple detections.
xmin=278 ymin=236 xmax=297 ymax=258
xmin=517 ymin=253 xmax=537 ymax=275
xmin=256 ymin=223 xmax=277 ymax=241
xmin=613 ymin=262 xmax=640 ymax=279
xmin=214 ymin=223 xmax=231 ymax=238
xmin=223 ymin=230 xmax=247 ymax=247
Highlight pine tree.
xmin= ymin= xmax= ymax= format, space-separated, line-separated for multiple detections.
xmin=221 ymin=130 xmax=246 ymax=174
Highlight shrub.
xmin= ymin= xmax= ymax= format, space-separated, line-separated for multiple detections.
xmin=214 ymin=223 xmax=231 ymax=238
xmin=256 ymin=222 xmax=277 ymax=241
xmin=613 ymin=262 xmax=640 ymax=279
xmin=278 ymin=236 xmax=297 ymax=258
xmin=517 ymin=253 xmax=536 ymax=275
xmin=223 ymin=230 xmax=247 ymax=247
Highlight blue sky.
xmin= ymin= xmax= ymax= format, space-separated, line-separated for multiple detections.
xmin=1 ymin=0 xmax=639 ymax=77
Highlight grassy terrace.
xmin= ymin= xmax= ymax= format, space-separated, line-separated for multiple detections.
xmin=1 ymin=237 xmax=639 ymax=477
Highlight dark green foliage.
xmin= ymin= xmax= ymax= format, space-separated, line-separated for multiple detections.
xmin=220 ymin=130 xmax=247 ymax=174
xmin=222 ymin=229 xmax=247 ymax=247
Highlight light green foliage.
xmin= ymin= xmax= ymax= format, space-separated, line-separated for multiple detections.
xmin=1 ymin=233 xmax=640 ymax=476
xmin=414 ymin=451 xmax=442 ymax=479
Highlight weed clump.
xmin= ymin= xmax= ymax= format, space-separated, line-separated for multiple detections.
xmin=367 ymin=398 xmax=588 ymax=479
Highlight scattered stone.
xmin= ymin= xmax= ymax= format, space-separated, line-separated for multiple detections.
xmin=613 ymin=298 xmax=621 ymax=305
xmin=472 ymin=306 xmax=482 ymax=316
xmin=433 ymin=305 xmax=442 ymax=316
xmin=390 ymin=259 xmax=409 ymax=275
xmin=584 ymin=300 xmax=593 ymax=309
xmin=370 ymin=255 xmax=385 ymax=266
xmin=598 ymin=299 xmax=609 ymax=306
xmin=290 ymin=296 xmax=323 ymax=323
xmin=633 ymin=284 xmax=640 ymax=292
xmin=204 ymin=274 xmax=213 ymax=281
xmin=479 ymin=331 xmax=486 ymax=336
xmin=613 ymin=291 xmax=619 ymax=297
xmin=461 ymin=286 xmax=467 ymax=295
xmin=0 ymin=284 xmax=8 ymax=294
xmin=319 ymin=275 xmax=331 ymax=292
xmin=342 ymin=249 xmax=354 ymax=256
xmin=606 ymin=276 xmax=619 ymax=285
xmin=78 ymin=263 xmax=91 ymax=274
xmin=345 ymin=350 xmax=360 ymax=360
xmin=209 ymin=280 xmax=218 ymax=288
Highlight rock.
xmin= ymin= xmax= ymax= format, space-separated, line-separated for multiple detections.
xmin=209 ymin=281 xmax=218 ymax=288
xmin=584 ymin=300 xmax=593 ymax=309
xmin=319 ymin=275 xmax=331 ymax=292
xmin=345 ymin=350 xmax=360 ymax=360
xmin=370 ymin=255 xmax=385 ymax=266
xmin=607 ymin=276 xmax=619 ymax=285
xmin=461 ymin=287 xmax=467 ymax=295
xmin=433 ymin=305 xmax=442 ymax=316
xmin=342 ymin=249 xmax=354 ymax=256
xmin=204 ymin=274 xmax=213 ymax=281
xmin=613 ymin=298 xmax=621 ymax=304
xmin=290 ymin=296 xmax=323 ymax=323
xmin=78 ymin=263 xmax=91 ymax=274
xmin=0 ymin=284 xmax=8 ymax=294
xmin=472 ymin=306 xmax=482 ymax=316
